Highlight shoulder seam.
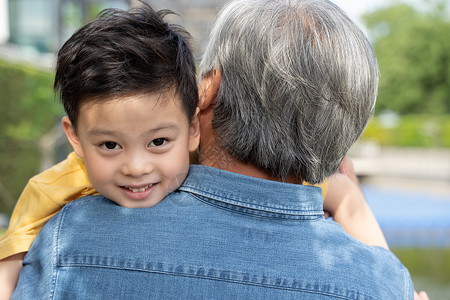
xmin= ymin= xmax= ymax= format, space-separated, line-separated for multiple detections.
xmin=49 ymin=202 xmax=70 ymax=298
xmin=404 ymin=265 xmax=412 ymax=300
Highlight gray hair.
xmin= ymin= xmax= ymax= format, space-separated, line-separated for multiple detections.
xmin=200 ymin=0 xmax=379 ymax=184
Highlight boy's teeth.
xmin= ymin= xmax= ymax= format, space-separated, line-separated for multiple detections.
xmin=127 ymin=185 xmax=152 ymax=193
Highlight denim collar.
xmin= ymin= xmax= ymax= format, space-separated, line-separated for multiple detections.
xmin=180 ymin=165 xmax=324 ymax=217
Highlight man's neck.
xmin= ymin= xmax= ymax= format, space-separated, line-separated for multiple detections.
xmin=198 ymin=140 xmax=301 ymax=184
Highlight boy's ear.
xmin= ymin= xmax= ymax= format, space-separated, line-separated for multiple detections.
xmin=188 ymin=107 xmax=201 ymax=152
xmin=198 ymin=68 xmax=221 ymax=111
xmin=61 ymin=116 xmax=84 ymax=158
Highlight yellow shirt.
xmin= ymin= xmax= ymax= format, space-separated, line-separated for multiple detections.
xmin=0 ymin=152 xmax=328 ymax=260
xmin=0 ymin=152 xmax=97 ymax=260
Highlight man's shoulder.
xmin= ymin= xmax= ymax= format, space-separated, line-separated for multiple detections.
xmin=38 ymin=193 xmax=413 ymax=299
xmin=59 ymin=195 xmax=113 ymax=212
xmin=317 ymin=223 xmax=413 ymax=298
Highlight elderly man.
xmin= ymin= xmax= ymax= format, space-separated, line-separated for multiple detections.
xmin=13 ymin=0 xmax=416 ymax=299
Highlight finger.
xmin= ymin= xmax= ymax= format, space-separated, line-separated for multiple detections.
xmin=414 ymin=291 xmax=430 ymax=300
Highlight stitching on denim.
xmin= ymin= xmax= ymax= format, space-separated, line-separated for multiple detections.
xmin=56 ymin=261 xmax=371 ymax=299
xmin=181 ymin=167 xmax=323 ymax=210
xmin=191 ymin=193 xmax=323 ymax=221
xmin=49 ymin=201 xmax=68 ymax=299
xmin=180 ymin=185 xmax=323 ymax=217
xmin=404 ymin=265 xmax=411 ymax=300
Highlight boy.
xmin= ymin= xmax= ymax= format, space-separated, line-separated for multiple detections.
xmin=0 ymin=2 xmax=200 ymax=297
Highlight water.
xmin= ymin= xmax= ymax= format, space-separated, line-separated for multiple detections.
xmin=363 ymin=185 xmax=450 ymax=299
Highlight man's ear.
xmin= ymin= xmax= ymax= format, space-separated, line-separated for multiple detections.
xmin=198 ymin=68 xmax=222 ymax=111
xmin=188 ymin=107 xmax=201 ymax=152
xmin=62 ymin=116 xmax=84 ymax=158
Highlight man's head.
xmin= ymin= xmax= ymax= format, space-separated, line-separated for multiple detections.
xmin=55 ymin=2 xmax=198 ymax=131
xmin=58 ymin=3 xmax=200 ymax=208
xmin=200 ymin=0 xmax=379 ymax=184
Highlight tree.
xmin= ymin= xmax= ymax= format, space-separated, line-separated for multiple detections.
xmin=363 ymin=0 xmax=450 ymax=115
xmin=0 ymin=60 xmax=62 ymax=214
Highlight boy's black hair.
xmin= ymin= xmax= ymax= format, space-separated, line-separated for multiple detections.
xmin=54 ymin=2 xmax=198 ymax=130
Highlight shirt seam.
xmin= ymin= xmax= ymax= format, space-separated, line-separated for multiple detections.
xmin=56 ymin=263 xmax=365 ymax=299
xmin=180 ymin=186 xmax=323 ymax=216
xmin=50 ymin=202 xmax=68 ymax=299
xmin=404 ymin=265 xmax=411 ymax=300
xmin=191 ymin=193 xmax=323 ymax=220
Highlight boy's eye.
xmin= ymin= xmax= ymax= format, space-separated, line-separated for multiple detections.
xmin=101 ymin=142 xmax=121 ymax=150
xmin=149 ymin=138 xmax=167 ymax=147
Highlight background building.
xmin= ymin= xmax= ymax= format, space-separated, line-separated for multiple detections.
xmin=0 ymin=0 xmax=8 ymax=44
xmin=4 ymin=0 xmax=226 ymax=57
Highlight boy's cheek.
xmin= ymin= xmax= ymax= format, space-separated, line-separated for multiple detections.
xmin=84 ymin=156 xmax=111 ymax=180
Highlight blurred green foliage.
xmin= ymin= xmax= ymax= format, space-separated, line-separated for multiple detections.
xmin=393 ymin=248 xmax=450 ymax=284
xmin=362 ymin=114 xmax=450 ymax=148
xmin=393 ymin=248 xmax=450 ymax=299
xmin=0 ymin=59 xmax=62 ymax=214
xmin=363 ymin=0 xmax=450 ymax=115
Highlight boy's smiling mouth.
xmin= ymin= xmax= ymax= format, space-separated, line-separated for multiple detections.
xmin=119 ymin=183 xmax=157 ymax=201
xmin=124 ymin=184 xmax=153 ymax=193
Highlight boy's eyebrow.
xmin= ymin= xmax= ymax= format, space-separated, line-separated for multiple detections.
xmin=86 ymin=129 xmax=118 ymax=137
xmin=147 ymin=122 xmax=180 ymax=132
xmin=86 ymin=122 xmax=180 ymax=136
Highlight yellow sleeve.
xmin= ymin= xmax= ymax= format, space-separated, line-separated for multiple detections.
xmin=0 ymin=152 xmax=97 ymax=260
xmin=303 ymin=178 xmax=328 ymax=200
xmin=320 ymin=178 xmax=328 ymax=199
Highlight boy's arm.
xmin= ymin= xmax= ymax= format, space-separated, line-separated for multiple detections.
xmin=0 ymin=153 xmax=95 ymax=297
xmin=323 ymin=157 xmax=389 ymax=249
xmin=326 ymin=158 xmax=431 ymax=300
xmin=0 ymin=252 xmax=26 ymax=300
xmin=0 ymin=153 xmax=95 ymax=260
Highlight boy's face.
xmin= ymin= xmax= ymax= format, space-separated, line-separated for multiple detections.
xmin=63 ymin=92 xmax=199 ymax=208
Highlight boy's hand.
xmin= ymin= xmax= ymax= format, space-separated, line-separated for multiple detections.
xmin=324 ymin=157 xmax=389 ymax=249
xmin=337 ymin=156 xmax=360 ymax=187
xmin=415 ymin=291 xmax=430 ymax=300
xmin=0 ymin=252 xmax=26 ymax=300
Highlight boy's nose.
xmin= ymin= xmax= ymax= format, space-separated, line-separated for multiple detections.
xmin=120 ymin=154 xmax=153 ymax=177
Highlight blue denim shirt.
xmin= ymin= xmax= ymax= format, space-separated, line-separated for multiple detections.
xmin=13 ymin=165 xmax=413 ymax=299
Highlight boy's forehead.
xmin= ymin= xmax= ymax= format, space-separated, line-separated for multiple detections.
xmin=75 ymin=91 xmax=192 ymax=133
xmin=79 ymin=91 xmax=184 ymax=112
